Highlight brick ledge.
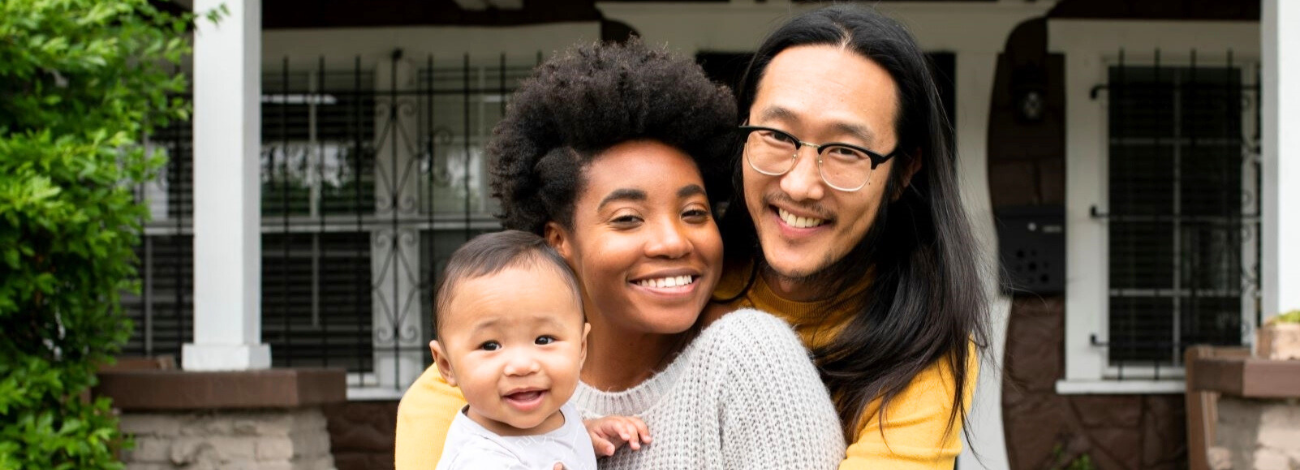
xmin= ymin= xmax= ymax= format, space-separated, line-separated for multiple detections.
xmin=95 ymin=368 xmax=347 ymax=410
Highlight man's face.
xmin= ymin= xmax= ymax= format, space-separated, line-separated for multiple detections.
xmin=743 ymin=44 xmax=902 ymax=288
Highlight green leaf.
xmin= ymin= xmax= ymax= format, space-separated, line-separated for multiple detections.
xmin=0 ymin=0 xmax=193 ymax=466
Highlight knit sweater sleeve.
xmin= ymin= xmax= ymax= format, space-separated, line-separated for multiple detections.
xmin=395 ymin=364 xmax=468 ymax=470
xmin=714 ymin=309 xmax=846 ymax=470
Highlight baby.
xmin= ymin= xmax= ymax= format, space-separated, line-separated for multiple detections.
xmin=431 ymin=230 xmax=647 ymax=470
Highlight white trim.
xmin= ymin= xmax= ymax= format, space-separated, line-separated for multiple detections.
xmin=1054 ymin=380 xmax=1186 ymax=395
xmin=955 ymin=51 xmax=1011 ymax=470
xmin=595 ymin=1 xmax=1053 ymax=56
xmin=1262 ymin=0 xmax=1300 ymax=321
xmin=1051 ymin=19 xmax=1261 ymax=384
xmin=347 ymin=387 xmax=408 ymax=401
xmin=262 ymin=23 xmax=600 ymax=72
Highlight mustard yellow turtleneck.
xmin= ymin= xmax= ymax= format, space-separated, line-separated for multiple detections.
xmin=713 ymin=264 xmax=977 ymax=470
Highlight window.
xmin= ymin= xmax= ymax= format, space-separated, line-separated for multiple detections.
xmin=126 ymin=54 xmax=539 ymax=393
xmin=1060 ymin=53 xmax=1261 ymax=393
xmin=1104 ymin=65 xmax=1254 ymax=377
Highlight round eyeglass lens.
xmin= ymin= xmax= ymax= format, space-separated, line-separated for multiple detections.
xmin=744 ymin=129 xmax=798 ymax=175
xmin=819 ymin=145 xmax=874 ymax=190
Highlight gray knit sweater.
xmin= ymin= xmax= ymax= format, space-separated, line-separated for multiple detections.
xmin=571 ymin=309 xmax=846 ymax=470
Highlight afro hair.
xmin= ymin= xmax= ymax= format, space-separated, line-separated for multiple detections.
xmin=488 ymin=39 xmax=738 ymax=235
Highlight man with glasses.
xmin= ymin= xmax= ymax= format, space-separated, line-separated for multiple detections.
xmin=712 ymin=5 xmax=989 ymax=469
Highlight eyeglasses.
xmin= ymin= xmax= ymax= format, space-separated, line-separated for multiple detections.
xmin=738 ymin=125 xmax=898 ymax=192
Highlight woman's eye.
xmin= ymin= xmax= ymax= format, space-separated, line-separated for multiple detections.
xmin=683 ymin=208 xmax=710 ymax=221
xmin=535 ymin=336 xmax=555 ymax=345
xmin=479 ymin=341 xmax=501 ymax=351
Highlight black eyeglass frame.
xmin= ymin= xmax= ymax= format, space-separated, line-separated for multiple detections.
xmin=738 ymin=123 xmax=899 ymax=192
xmin=737 ymin=125 xmax=899 ymax=171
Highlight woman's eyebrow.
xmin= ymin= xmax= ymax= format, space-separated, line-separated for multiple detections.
xmin=597 ymin=188 xmax=646 ymax=211
xmin=677 ymin=184 xmax=705 ymax=199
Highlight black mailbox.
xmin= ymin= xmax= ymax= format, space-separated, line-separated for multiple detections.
xmin=996 ymin=205 xmax=1065 ymax=296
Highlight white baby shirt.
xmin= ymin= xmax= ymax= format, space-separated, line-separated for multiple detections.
xmin=435 ymin=402 xmax=597 ymax=470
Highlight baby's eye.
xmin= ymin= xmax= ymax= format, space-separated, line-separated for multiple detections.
xmin=535 ymin=336 xmax=556 ymax=345
xmin=479 ymin=341 xmax=501 ymax=351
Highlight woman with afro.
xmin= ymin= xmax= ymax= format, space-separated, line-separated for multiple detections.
xmin=396 ymin=39 xmax=845 ymax=470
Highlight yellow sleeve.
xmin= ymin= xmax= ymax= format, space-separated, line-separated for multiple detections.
xmin=839 ymin=353 xmax=978 ymax=470
xmin=394 ymin=364 xmax=467 ymax=470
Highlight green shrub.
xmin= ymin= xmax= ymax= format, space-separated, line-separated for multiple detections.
xmin=0 ymin=1 xmax=208 ymax=468
xmin=1273 ymin=309 xmax=1300 ymax=324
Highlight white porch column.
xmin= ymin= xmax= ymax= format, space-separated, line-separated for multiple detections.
xmin=183 ymin=0 xmax=271 ymax=371
xmin=1262 ymin=0 xmax=1300 ymax=322
xmin=955 ymin=51 xmax=1012 ymax=470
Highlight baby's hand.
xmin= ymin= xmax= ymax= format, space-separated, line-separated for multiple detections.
xmin=584 ymin=416 xmax=651 ymax=457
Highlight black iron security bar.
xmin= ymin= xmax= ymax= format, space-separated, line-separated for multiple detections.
xmin=1086 ymin=47 xmax=1262 ymax=381
xmin=126 ymin=51 xmax=541 ymax=392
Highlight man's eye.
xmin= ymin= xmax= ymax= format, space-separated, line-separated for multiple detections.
xmin=480 ymin=341 xmax=501 ymax=351
xmin=761 ymin=130 xmax=796 ymax=146
xmin=535 ymin=336 xmax=555 ymax=345
xmin=826 ymin=145 xmax=868 ymax=161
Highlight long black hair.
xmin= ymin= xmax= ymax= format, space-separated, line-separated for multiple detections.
xmin=718 ymin=5 xmax=990 ymax=442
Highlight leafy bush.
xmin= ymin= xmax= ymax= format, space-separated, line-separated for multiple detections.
xmin=0 ymin=1 xmax=201 ymax=468
xmin=1272 ymin=309 xmax=1300 ymax=324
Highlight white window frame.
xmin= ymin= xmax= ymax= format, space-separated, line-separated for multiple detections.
xmin=1052 ymin=19 xmax=1261 ymax=395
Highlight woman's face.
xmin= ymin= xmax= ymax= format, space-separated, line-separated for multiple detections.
xmin=547 ymin=140 xmax=723 ymax=335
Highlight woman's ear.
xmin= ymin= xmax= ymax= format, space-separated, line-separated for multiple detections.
xmin=578 ymin=322 xmax=591 ymax=367
xmin=544 ymin=222 xmax=573 ymax=261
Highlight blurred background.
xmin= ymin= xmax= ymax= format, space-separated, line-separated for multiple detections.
xmin=123 ymin=1 xmax=1277 ymax=469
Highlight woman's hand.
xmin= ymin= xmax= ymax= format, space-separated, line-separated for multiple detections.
xmin=584 ymin=415 xmax=652 ymax=457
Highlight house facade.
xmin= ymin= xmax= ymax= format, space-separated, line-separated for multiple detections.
xmin=126 ymin=1 xmax=1298 ymax=468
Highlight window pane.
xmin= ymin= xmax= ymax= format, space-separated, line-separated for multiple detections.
xmin=262 ymin=232 xmax=373 ymax=372
xmin=1180 ymin=296 xmax=1242 ymax=348
xmin=1108 ymin=296 xmax=1174 ymax=364
xmin=1180 ymin=224 xmax=1242 ymax=291
xmin=1181 ymin=68 xmax=1241 ymax=139
xmin=1109 ymin=222 xmax=1174 ymax=289
xmin=1110 ymin=144 xmax=1173 ymax=216
xmin=1105 ymin=64 xmax=1249 ymax=368
xmin=1181 ymin=145 xmax=1242 ymax=217
xmin=1109 ymin=68 xmax=1174 ymax=139
xmin=262 ymin=70 xmax=377 ymax=217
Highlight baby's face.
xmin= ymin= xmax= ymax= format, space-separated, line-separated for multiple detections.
xmin=432 ymin=264 xmax=588 ymax=435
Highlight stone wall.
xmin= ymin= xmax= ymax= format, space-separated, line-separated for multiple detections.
xmin=120 ymin=408 xmax=336 ymax=470
xmin=1001 ymin=297 xmax=1189 ymax=470
xmin=322 ymin=400 xmax=399 ymax=470
xmin=1210 ymin=397 xmax=1300 ymax=470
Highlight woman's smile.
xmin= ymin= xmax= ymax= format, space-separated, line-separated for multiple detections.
xmin=549 ymin=139 xmax=723 ymax=336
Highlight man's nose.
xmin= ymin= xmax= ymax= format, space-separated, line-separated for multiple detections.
xmin=779 ymin=146 xmax=826 ymax=201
